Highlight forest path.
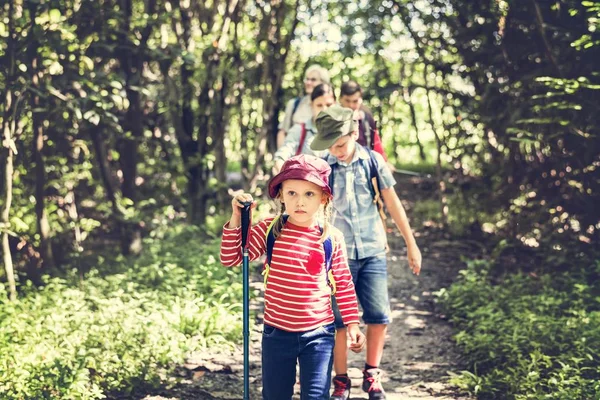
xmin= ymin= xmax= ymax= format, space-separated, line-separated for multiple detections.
xmin=115 ymin=174 xmax=480 ymax=400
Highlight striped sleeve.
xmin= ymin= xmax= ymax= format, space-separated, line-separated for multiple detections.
xmin=330 ymin=232 xmax=360 ymax=326
xmin=220 ymin=217 xmax=273 ymax=267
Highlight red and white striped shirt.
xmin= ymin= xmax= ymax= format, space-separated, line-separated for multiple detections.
xmin=220 ymin=217 xmax=360 ymax=332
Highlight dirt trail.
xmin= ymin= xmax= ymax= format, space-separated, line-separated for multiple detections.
xmin=118 ymin=176 xmax=480 ymax=400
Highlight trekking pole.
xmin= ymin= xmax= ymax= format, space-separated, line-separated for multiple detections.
xmin=240 ymin=200 xmax=253 ymax=400
xmin=394 ymin=168 xmax=432 ymax=178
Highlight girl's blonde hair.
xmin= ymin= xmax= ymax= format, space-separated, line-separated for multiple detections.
xmin=305 ymin=64 xmax=331 ymax=85
xmin=273 ymin=190 xmax=332 ymax=243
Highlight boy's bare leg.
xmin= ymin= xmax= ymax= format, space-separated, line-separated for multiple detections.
xmin=333 ymin=328 xmax=349 ymax=373
xmin=334 ymin=324 xmax=387 ymax=372
xmin=366 ymin=324 xmax=387 ymax=367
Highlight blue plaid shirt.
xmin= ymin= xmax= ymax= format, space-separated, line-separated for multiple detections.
xmin=325 ymin=145 xmax=396 ymax=260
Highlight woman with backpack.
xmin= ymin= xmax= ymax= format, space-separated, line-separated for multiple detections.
xmin=276 ymin=65 xmax=331 ymax=149
xmin=220 ymin=154 xmax=366 ymax=399
xmin=273 ymin=83 xmax=335 ymax=174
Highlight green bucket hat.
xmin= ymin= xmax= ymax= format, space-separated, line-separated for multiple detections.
xmin=310 ymin=104 xmax=358 ymax=151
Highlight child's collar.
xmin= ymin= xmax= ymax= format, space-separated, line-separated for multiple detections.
xmin=326 ymin=143 xmax=369 ymax=166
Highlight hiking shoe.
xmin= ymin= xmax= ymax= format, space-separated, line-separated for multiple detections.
xmin=362 ymin=368 xmax=386 ymax=399
xmin=330 ymin=375 xmax=351 ymax=400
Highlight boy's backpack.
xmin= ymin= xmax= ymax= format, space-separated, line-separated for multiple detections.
xmin=328 ymin=147 xmax=387 ymax=223
xmin=263 ymin=214 xmax=336 ymax=294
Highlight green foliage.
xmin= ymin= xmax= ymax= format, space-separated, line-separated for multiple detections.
xmin=2 ymin=0 xmax=599 ymax=396
xmin=439 ymin=259 xmax=600 ymax=399
xmin=411 ymin=190 xmax=498 ymax=237
xmin=441 ymin=0 xmax=600 ymax=244
xmin=0 ymin=224 xmax=246 ymax=399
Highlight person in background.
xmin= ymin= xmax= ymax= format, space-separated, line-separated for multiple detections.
xmin=273 ymin=83 xmax=336 ymax=174
xmin=277 ymin=65 xmax=331 ymax=149
xmin=339 ymin=80 xmax=388 ymax=160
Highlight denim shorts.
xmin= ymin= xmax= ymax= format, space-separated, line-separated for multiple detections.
xmin=333 ymin=254 xmax=391 ymax=328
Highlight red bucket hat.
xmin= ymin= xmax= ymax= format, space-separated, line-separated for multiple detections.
xmin=268 ymin=154 xmax=332 ymax=199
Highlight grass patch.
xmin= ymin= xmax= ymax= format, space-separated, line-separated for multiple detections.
xmin=0 ymin=224 xmax=245 ymax=400
xmin=438 ymin=259 xmax=600 ymax=399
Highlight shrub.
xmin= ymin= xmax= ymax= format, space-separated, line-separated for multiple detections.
xmin=0 ymin=224 xmax=246 ymax=399
xmin=439 ymin=259 xmax=600 ymax=399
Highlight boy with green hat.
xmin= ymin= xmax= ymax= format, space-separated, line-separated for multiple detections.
xmin=311 ymin=104 xmax=422 ymax=400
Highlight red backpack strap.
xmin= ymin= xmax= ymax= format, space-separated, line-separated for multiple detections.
xmin=296 ymin=123 xmax=307 ymax=156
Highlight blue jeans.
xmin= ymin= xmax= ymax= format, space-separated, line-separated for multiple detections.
xmin=333 ymin=254 xmax=391 ymax=328
xmin=261 ymin=323 xmax=335 ymax=400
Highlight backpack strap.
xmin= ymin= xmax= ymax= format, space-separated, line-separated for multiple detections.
xmin=265 ymin=215 xmax=286 ymax=266
xmin=363 ymin=118 xmax=372 ymax=149
xmin=364 ymin=148 xmax=386 ymax=223
xmin=364 ymin=148 xmax=379 ymax=198
xmin=263 ymin=215 xmax=287 ymax=287
xmin=263 ymin=214 xmax=335 ymax=293
xmin=296 ymin=123 xmax=307 ymax=156
xmin=324 ymin=155 xmax=336 ymax=195
xmin=323 ymin=236 xmax=336 ymax=295
xmin=291 ymin=96 xmax=302 ymax=118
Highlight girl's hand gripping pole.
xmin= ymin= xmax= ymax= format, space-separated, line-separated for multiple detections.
xmin=240 ymin=201 xmax=252 ymax=250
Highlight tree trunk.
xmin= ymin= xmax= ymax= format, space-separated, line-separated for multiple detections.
xmin=2 ymin=95 xmax=17 ymax=302
xmin=248 ymin=0 xmax=300 ymax=187
xmin=529 ymin=0 xmax=562 ymax=77
xmin=174 ymin=0 xmax=205 ymax=224
xmin=214 ymin=74 xmax=230 ymax=208
xmin=88 ymin=125 xmax=134 ymax=250
xmin=114 ymin=0 xmax=150 ymax=254
xmin=28 ymin=3 xmax=55 ymax=271
xmin=395 ymin=4 xmax=447 ymax=225
xmin=425 ymin=77 xmax=448 ymax=227
xmin=2 ymin=114 xmax=16 ymax=301
xmin=32 ymin=107 xmax=55 ymax=270
xmin=2 ymin=0 xmax=17 ymax=300
xmin=403 ymin=65 xmax=426 ymax=161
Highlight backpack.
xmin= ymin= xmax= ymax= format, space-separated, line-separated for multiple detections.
xmin=263 ymin=214 xmax=336 ymax=294
xmin=359 ymin=112 xmax=377 ymax=150
xmin=327 ymin=147 xmax=386 ymax=223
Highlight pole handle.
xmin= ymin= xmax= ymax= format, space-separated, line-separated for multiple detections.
xmin=240 ymin=201 xmax=252 ymax=249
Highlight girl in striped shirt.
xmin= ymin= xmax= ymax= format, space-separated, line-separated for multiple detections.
xmin=220 ymin=154 xmax=365 ymax=400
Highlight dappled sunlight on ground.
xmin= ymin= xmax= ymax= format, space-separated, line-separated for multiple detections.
xmin=123 ymin=177 xmax=479 ymax=400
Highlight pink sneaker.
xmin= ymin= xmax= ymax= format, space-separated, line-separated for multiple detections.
xmin=330 ymin=375 xmax=351 ymax=400
xmin=362 ymin=368 xmax=386 ymax=399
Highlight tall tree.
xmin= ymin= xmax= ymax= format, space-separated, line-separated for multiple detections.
xmin=1 ymin=0 xmax=18 ymax=300
xmin=112 ymin=0 xmax=159 ymax=254
xmin=241 ymin=0 xmax=300 ymax=190
xmin=27 ymin=1 xmax=55 ymax=270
